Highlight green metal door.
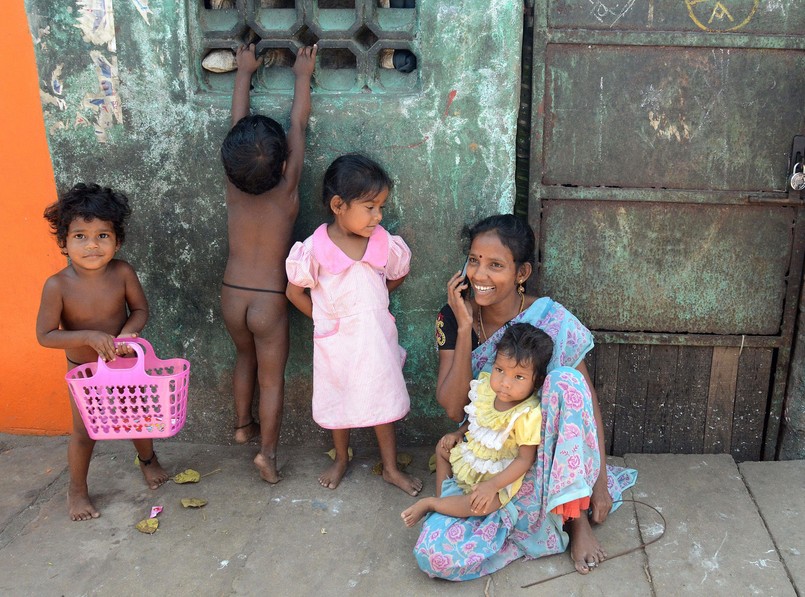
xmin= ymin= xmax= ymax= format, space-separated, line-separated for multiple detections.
xmin=528 ymin=0 xmax=805 ymax=459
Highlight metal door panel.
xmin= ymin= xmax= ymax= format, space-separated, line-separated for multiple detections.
xmin=530 ymin=0 xmax=805 ymax=458
xmin=543 ymin=45 xmax=805 ymax=190
xmin=548 ymin=0 xmax=804 ymax=35
xmin=539 ymin=200 xmax=793 ymax=334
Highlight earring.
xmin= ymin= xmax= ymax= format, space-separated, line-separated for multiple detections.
xmin=517 ymin=280 xmax=525 ymax=296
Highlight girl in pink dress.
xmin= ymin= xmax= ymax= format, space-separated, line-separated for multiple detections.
xmin=285 ymin=154 xmax=423 ymax=496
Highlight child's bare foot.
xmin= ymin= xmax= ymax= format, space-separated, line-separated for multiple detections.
xmin=319 ymin=460 xmax=348 ymax=489
xmin=234 ymin=419 xmax=260 ymax=444
xmin=138 ymin=451 xmax=168 ymax=490
xmin=569 ymin=515 xmax=607 ymax=574
xmin=383 ymin=467 xmax=422 ymax=496
xmin=67 ymin=487 xmax=100 ymax=521
xmin=254 ymin=451 xmax=281 ymax=484
xmin=401 ymin=498 xmax=433 ymax=527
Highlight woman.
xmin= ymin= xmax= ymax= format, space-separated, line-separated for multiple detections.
xmin=414 ymin=214 xmax=637 ymax=580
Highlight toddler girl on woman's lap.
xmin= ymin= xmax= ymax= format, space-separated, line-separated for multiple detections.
xmin=285 ymin=154 xmax=422 ymax=496
xmin=402 ymin=323 xmax=551 ymax=525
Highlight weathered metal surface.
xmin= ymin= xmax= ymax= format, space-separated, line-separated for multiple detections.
xmin=543 ymin=45 xmax=805 ymax=190
xmin=529 ymin=0 xmax=805 ymax=460
xmin=549 ymin=0 xmax=804 ymax=35
xmin=535 ymin=186 xmax=795 ymax=205
xmin=25 ymin=0 xmax=522 ymax=443
xmin=539 ymin=200 xmax=793 ymax=334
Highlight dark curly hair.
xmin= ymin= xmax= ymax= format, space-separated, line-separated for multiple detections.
xmin=221 ymin=114 xmax=288 ymax=195
xmin=495 ymin=323 xmax=553 ymax=385
xmin=43 ymin=183 xmax=132 ymax=248
xmin=462 ymin=214 xmax=536 ymax=267
xmin=321 ymin=154 xmax=393 ymax=214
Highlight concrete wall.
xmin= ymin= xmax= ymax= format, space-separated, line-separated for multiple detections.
xmin=19 ymin=0 xmax=522 ymax=446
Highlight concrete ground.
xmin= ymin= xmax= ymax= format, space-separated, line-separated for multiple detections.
xmin=0 ymin=433 xmax=802 ymax=596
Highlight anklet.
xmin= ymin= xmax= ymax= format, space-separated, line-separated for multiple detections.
xmin=234 ymin=418 xmax=256 ymax=430
xmin=137 ymin=451 xmax=156 ymax=466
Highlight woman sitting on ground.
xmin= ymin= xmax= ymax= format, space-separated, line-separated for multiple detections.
xmin=412 ymin=214 xmax=637 ymax=580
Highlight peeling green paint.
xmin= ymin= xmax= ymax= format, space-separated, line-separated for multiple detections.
xmin=26 ymin=0 xmax=521 ymax=444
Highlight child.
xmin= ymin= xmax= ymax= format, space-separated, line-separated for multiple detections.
xmin=36 ymin=183 xmax=168 ymax=521
xmin=285 ymin=154 xmax=422 ymax=496
xmin=220 ymin=43 xmax=316 ymax=483
xmin=401 ymin=323 xmax=552 ymax=525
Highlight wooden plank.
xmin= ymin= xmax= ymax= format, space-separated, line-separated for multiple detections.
xmin=764 ymin=211 xmax=805 ymax=459
xmin=704 ymin=347 xmax=740 ymax=453
xmin=583 ymin=348 xmax=596 ymax=382
xmin=643 ymin=345 xmax=678 ymax=453
xmin=612 ymin=344 xmax=650 ymax=456
xmin=670 ymin=346 xmax=711 ymax=454
xmin=593 ymin=344 xmax=619 ymax=455
xmin=732 ymin=348 xmax=773 ymax=462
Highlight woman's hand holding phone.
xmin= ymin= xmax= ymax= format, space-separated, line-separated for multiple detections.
xmin=447 ymin=259 xmax=473 ymax=331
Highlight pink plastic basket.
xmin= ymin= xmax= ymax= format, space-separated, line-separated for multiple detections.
xmin=65 ymin=337 xmax=190 ymax=440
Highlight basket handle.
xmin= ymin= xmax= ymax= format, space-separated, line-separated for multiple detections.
xmin=94 ymin=337 xmax=148 ymax=375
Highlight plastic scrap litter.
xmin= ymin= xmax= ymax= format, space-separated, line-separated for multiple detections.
xmin=135 ymin=506 xmax=162 ymax=534
xmin=181 ymin=498 xmax=207 ymax=508
xmin=173 ymin=469 xmax=201 ymax=484
xmin=372 ymin=452 xmax=413 ymax=475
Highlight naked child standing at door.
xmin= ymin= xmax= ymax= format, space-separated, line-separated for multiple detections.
xmin=219 ymin=43 xmax=317 ymax=482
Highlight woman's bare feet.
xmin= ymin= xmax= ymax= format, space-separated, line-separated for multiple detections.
xmin=138 ymin=452 xmax=168 ymax=490
xmin=383 ymin=467 xmax=423 ymax=496
xmin=254 ymin=451 xmax=281 ymax=483
xmin=401 ymin=498 xmax=433 ymax=527
xmin=67 ymin=487 xmax=100 ymax=521
xmin=234 ymin=419 xmax=260 ymax=444
xmin=569 ymin=515 xmax=607 ymax=574
xmin=319 ymin=459 xmax=349 ymax=489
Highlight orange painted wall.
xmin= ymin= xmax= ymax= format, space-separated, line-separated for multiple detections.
xmin=0 ymin=2 xmax=71 ymax=434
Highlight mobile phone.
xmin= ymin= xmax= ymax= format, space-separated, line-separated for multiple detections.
xmin=460 ymin=257 xmax=470 ymax=298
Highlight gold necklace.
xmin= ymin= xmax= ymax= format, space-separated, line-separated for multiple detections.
xmin=477 ymin=292 xmax=525 ymax=342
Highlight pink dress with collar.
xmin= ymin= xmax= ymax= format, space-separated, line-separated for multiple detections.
xmin=285 ymin=224 xmax=411 ymax=429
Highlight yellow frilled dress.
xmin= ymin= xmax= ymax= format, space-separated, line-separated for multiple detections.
xmin=449 ymin=372 xmax=542 ymax=507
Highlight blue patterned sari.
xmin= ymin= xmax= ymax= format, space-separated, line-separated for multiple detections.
xmin=414 ymin=298 xmax=638 ymax=580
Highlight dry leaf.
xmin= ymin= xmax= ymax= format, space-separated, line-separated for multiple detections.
xmin=373 ymin=452 xmax=414 ymax=475
xmin=181 ymin=498 xmax=208 ymax=508
xmin=428 ymin=453 xmax=437 ymax=473
xmin=326 ymin=447 xmax=353 ymax=461
xmin=136 ymin=518 xmax=159 ymax=534
xmin=173 ymin=469 xmax=201 ymax=484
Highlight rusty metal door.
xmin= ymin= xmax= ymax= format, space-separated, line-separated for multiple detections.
xmin=527 ymin=0 xmax=805 ymax=460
